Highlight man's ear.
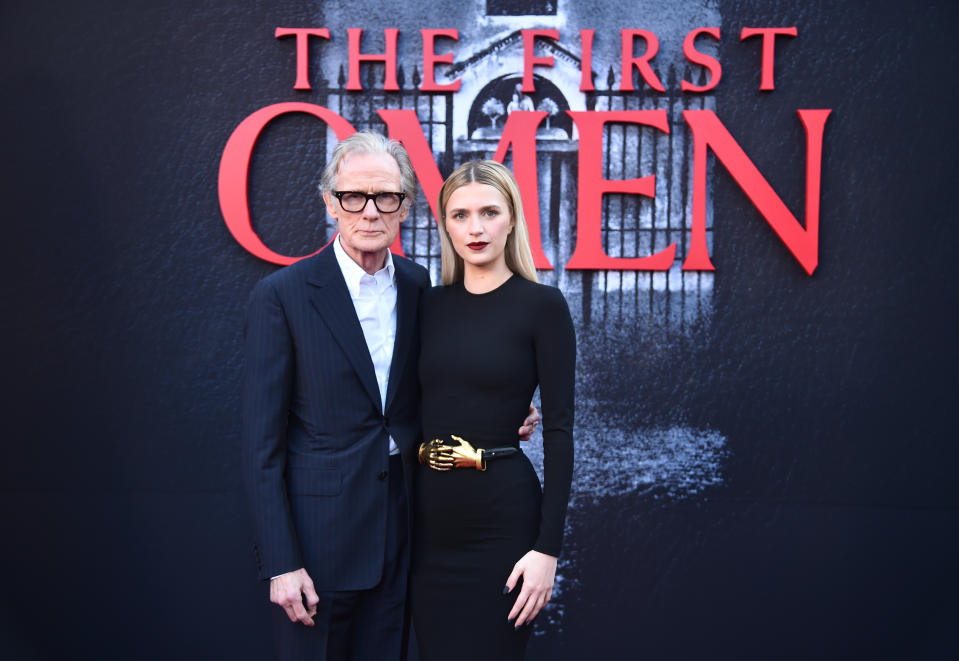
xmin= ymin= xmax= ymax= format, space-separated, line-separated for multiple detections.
xmin=322 ymin=191 xmax=338 ymax=219
xmin=397 ymin=203 xmax=411 ymax=224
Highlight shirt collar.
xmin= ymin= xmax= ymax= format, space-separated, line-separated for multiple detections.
xmin=332 ymin=234 xmax=395 ymax=298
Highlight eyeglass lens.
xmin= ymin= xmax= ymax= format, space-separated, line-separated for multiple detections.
xmin=337 ymin=191 xmax=403 ymax=213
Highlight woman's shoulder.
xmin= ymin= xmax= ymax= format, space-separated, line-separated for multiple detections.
xmin=510 ymin=277 xmax=570 ymax=310
xmin=422 ymin=282 xmax=458 ymax=308
xmin=425 ymin=282 xmax=457 ymax=297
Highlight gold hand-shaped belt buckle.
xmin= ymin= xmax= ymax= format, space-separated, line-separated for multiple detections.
xmin=418 ymin=435 xmax=486 ymax=471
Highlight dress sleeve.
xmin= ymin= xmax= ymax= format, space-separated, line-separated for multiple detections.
xmin=531 ymin=286 xmax=576 ymax=557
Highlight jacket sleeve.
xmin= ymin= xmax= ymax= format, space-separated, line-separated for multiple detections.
xmin=241 ymin=277 xmax=303 ymax=580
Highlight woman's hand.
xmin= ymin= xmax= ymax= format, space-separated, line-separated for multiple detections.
xmin=504 ymin=550 xmax=557 ymax=627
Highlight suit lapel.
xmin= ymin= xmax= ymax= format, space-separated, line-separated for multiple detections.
xmin=384 ymin=261 xmax=417 ymax=412
xmin=306 ymin=247 xmax=382 ymax=410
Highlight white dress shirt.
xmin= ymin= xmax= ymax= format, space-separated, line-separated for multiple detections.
xmin=332 ymin=236 xmax=399 ymax=455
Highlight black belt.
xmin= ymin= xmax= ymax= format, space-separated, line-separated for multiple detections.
xmin=417 ymin=435 xmax=518 ymax=471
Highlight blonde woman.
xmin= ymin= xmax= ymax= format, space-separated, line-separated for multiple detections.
xmin=411 ymin=161 xmax=575 ymax=660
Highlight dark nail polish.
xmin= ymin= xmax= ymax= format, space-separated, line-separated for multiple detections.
xmin=508 ymin=617 xmax=515 ymax=625
xmin=502 ymin=586 xmax=510 ymax=595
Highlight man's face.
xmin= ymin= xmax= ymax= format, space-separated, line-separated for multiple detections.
xmin=323 ymin=151 xmax=409 ymax=270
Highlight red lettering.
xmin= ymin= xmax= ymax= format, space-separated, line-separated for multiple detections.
xmin=681 ymin=27 xmax=721 ymax=93
xmin=274 ymin=28 xmax=330 ymax=91
xmin=420 ymin=29 xmax=461 ymax=92
xmin=682 ymin=109 xmax=831 ymax=275
xmin=347 ymin=28 xmax=399 ymax=91
xmin=620 ymin=29 xmax=665 ymax=92
xmin=220 ymin=94 xmax=832 ymax=271
xmin=579 ymin=29 xmax=595 ymax=92
xmin=218 ymin=103 xmax=356 ymax=265
xmin=564 ymin=111 xmax=675 ymax=270
xmin=492 ymin=112 xmax=554 ymax=270
xmin=521 ymin=29 xmax=559 ymax=93
xmin=740 ymin=26 xmax=798 ymax=91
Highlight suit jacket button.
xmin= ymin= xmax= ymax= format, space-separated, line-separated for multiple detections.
xmin=378 ymin=471 xmax=388 ymax=481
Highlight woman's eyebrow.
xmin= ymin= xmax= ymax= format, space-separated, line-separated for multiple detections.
xmin=448 ymin=203 xmax=503 ymax=212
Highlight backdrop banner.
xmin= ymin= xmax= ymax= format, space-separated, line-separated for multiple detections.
xmin=1 ymin=1 xmax=956 ymax=659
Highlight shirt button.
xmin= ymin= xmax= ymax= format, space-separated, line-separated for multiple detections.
xmin=378 ymin=471 xmax=389 ymax=481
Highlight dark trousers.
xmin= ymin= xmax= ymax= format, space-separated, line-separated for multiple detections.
xmin=272 ymin=454 xmax=410 ymax=661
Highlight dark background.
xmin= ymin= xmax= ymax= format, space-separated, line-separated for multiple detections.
xmin=1 ymin=1 xmax=956 ymax=659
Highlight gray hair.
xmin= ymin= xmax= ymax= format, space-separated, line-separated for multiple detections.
xmin=318 ymin=131 xmax=417 ymax=204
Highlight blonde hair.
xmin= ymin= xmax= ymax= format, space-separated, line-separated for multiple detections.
xmin=436 ymin=160 xmax=538 ymax=285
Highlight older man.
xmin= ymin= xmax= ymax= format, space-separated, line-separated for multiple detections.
xmin=242 ymin=131 xmax=534 ymax=660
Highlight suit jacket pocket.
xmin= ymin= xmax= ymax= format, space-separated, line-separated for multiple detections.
xmin=287 ymin=468 xmax=342 ymax=496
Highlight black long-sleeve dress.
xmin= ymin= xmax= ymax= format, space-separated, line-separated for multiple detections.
xmin=411 ymin=274 xmax=575 ymax=660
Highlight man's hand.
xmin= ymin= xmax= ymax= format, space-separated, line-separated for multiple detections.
xmin=518 ymin=404 xmax=540 ymax=442
xmin=270 ymin=568 xmax=320 ymax=626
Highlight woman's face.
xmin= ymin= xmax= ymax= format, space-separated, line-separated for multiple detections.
xmin=444 ymin=182 xmax=514 ymax=273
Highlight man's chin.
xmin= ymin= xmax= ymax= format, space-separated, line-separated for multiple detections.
xmin=343 ymin=238 xmax=394 ymax=261
xmin=356 ymin=241 xmax=390 ymax=254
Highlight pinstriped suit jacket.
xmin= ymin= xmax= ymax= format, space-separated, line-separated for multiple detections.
xmin=241 ymin=245 xmax=431 ymax=589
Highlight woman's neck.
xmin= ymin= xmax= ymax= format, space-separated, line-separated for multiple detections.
xmin=462 ymin=262 xmax=513 ymax=294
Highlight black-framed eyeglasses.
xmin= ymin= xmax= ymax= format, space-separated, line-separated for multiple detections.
xmin=333 ymin=190 xmax=406 ymax=213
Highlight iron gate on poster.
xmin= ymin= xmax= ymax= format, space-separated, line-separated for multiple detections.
xmin=316 ymin=61 xmax=715 ymax=331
